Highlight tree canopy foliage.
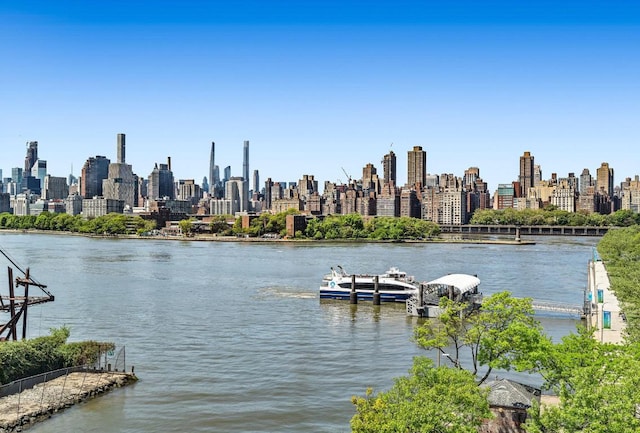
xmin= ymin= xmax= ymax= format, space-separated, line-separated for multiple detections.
xmin=526 ymin=328 xmax=640 ymax=432
xmin=0 ymin=327 xmax=115 ymax=384
xmin=414 ymin=291 xmax=546 ymax=384
xmin=470 ymin=208 xmax=639 ymax=227
xmin=351 ymin=356 xmax=491 ymax=433
xmin=0 ymin=212 xmax=156 ymax=236
xmin=303 ymin=214 xmax=440 ymax=240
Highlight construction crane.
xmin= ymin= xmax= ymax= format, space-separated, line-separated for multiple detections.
xmin=341 ymin=167 xmax=352 ymax=184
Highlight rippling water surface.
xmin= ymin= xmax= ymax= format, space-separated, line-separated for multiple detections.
xmin=0 ymin=233 xmax=597 ymax=432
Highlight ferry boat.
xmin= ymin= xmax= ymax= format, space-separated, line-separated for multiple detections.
xmin=319 ymin=266 xmax=420 ymax=302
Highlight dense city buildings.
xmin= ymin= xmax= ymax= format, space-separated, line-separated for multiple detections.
xmin=1 ymin=137 xmax=639 ymax=229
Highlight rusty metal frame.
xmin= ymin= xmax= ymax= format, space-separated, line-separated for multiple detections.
xmin=1 ymin=250 xmax=55 ymax=341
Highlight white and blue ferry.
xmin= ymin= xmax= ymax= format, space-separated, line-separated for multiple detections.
xmin=319 ymin=266 xmax=420 ymax=302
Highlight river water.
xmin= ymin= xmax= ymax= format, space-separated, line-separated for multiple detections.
xmin=0 ymin=233 xmax=597 ymax=433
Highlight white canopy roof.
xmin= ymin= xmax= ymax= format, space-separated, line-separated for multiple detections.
xmin=425 ymin=274 xmax=480 ymax=295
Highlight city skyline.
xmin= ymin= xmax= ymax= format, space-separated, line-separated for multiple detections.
xmin=0 ymin=137 xmax=637 ymax=196
xmin=1 ymin=1 xmax=639 ymax=191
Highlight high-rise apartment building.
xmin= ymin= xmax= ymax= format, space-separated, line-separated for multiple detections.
xmin=362 ymin=163 xmax=378 ymax=193
xmin=147 ymin=160 xmax=175 ymax=200
xmin=103 ymin=133 xmax=137 ymax=208
xmin=596 ymin=162 xmax=614 ymax=197
xmin=298 ymin=174 xmax=318 ymax=202
xmin=579 ymin=168 xmax=593 ymax=195
xmin=463 ymin=167 xmax=480 ymax=191
xmin=382 ymin=151 xmax=396 ymax=185
xmin=264 ymin=178 xmax=273 ymax=210
xmin=407 ymin=146 xmax=426 ymax=189
xmin=621 ymin=175 xmax=640 ymax=213
xmin=225 ymin=176 xmax=247 ymax=214
xmin=43 ymin=175 xmax=69 ymax=200
xmin=495 ymin=183 xmax=515 ymax=209
xmin=518 ymin=151 xmax=534 ymax=197
xmin=551 ymin=178 xmax=577 ymax=213
xmin=252 ymin=170 xmax=260 ymax=196
xmin=177 ymin=179 xmax=201 ymax=205
xmin=80 ymin=155 xmax=110 ymax=198
xmin=533 ymin=164 xmax=542 ymax=187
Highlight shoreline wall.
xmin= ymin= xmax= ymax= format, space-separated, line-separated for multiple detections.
xmin=0 ymin=371 xmax=137 ymax=433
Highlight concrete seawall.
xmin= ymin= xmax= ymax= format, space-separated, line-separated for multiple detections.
xmin=0 ymin=371 xmax=137 ymax=433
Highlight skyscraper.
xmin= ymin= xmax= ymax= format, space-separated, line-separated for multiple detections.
xmin=407 ymin=146 xmax=426 ymax=189
xmin=242 ymin=140 xmax=250 ymax=207
xmin=362 ymin=163 xmax=378 ymax=193
xmin=31 ymin=160 xmax=47 ymax=187
xmin=24 ymin=141 xmax=38 ymax=173
xmin=117 ymin=133 xmax=126 ymax=164
xmin=252 ymin=169 xmax=260 ymax=195
xmin=596 ymin=162 xmax=614 ymax=197
xmin=243 ymin=140 xmax=249 ymax=183
xmin=209 ymin=142 xmax=215 ymax=193
xmin=382 ymin=151 xmax=396 ymax=185
xmin=518 ymin=151 xmax=534 ymax=197
xmin=463 ymin=167 xmax=480 ymax=191
xmin=11 ymin=167 xmax=23 ymax=184
xmin=80 ymin=156 xmax=110 ymax=198
xmin=579 ymin=168 xmax=593 ymax=194
xmin=147 ymin=159 xmax=175 ymax=200
xmin=103 ymin=133 xmax=137 ymax=208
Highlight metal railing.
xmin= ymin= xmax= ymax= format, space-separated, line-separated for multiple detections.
xmin=0 ymin=346 xmax=127 ymax=398
xmin=0 ymin=347 xmax=130 ymax=428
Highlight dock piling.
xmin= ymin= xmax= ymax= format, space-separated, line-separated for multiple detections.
xmin=373 ymin=275 xmax=380 ymax=305
xmin=350 ymin=274 xmax=358 ymax=304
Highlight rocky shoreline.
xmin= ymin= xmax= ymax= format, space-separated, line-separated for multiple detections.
xmin=0 ymin=371 xmax=137 ymax=433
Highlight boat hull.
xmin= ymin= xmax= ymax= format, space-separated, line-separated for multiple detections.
xmin=319 ymin=289 xmax=415 ymax=302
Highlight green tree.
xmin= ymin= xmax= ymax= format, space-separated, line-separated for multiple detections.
xmin=526 ymin=329 xmax=640 ymax=433
xmin=34 ymin=211 xmax=55 ymax=230
xmin=351 ymin=356 xmax=491 ymax=433
xmin=178 ymin=218 xmax=194 ymax=236
xmin=210 ymin=215 xmax=232 ymax=235
xmin=414 ymin=291 xmax=547 ymax=384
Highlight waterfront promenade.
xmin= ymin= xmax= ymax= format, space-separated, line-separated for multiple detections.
xmin=587 ymin=258 xmax=626 ymax=344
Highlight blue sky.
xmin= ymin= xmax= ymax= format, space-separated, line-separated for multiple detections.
xmin=1 ymin=1 xmax=639 ymax=192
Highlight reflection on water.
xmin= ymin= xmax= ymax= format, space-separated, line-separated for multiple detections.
xmin=0 ymin=233 xmax=594 ymax=433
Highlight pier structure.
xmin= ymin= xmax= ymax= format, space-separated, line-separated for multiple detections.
xmin=439 ymin=224 xmax=609 ymax=237
xmin=530 ymin=301 xmax=585 ymax=316
xmin=586 ymin=255 xmax=625 ymax=344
